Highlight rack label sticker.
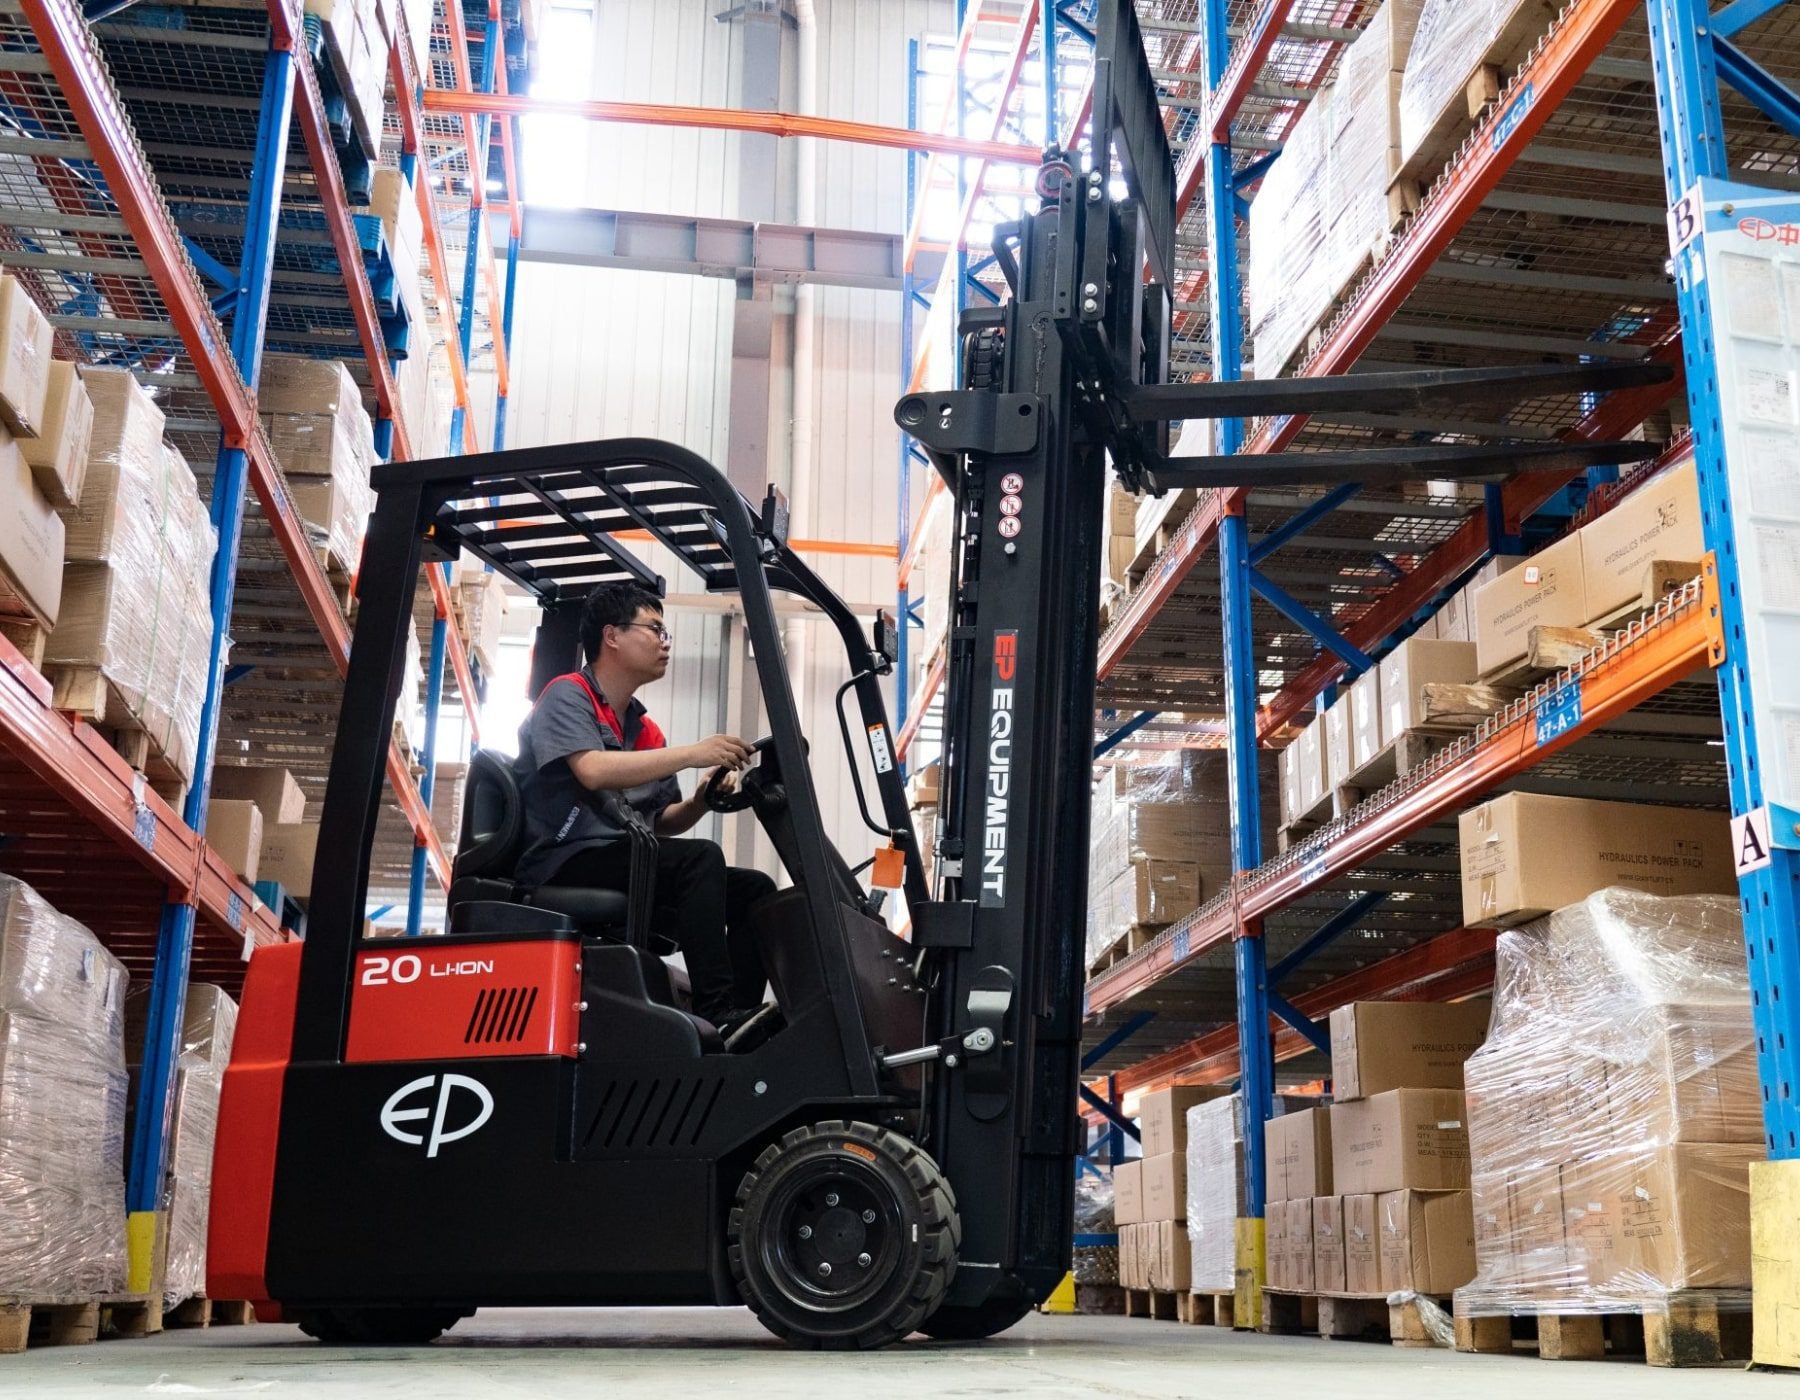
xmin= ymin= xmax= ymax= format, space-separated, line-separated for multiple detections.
xmin=133 ymin=803 xmax=157 ymax=852
xmin=1173 ymin=928 xmax=1190 ymax=964
xmin=866 ymin=723 xmax=894 ymax=775
xmin=1669 ymin=183 xmax=1703 ymax=256
xmin=227 ymin=890 xmax=245 ymax=931
xmin=1491 ymin=82 xmax=1534 ymax=151
xmin=1733 ymin=807 xmax=1773 ymax=876
xmin=1534 ymin=682 xmax=1583 ymax=747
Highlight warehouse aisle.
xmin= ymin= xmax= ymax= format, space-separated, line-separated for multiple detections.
xmin=4 ymin=1309 xmax=1784 ymax=1397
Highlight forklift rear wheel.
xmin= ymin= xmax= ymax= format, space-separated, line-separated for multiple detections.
xmin=728 ymin=1119 xmax=959 ymax=1350
xmin=915 ymin=1297 xmax=1033 ymax=1340
xmin=293 ymin=1306 xmax=469 ymax=1346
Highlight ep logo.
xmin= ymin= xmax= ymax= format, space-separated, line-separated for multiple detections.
xmin=379 ymin=1074 xmax=494 ymax=1158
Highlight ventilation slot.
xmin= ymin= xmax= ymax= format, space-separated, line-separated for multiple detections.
xmin=464 ymin=987 xmax=539 ymax=1044
xmin=583 ymin=1076 xmax=726 ymax=1150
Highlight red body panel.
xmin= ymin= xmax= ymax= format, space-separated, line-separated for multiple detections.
xmin=207 ymin=939 xmax=302 ymax=1307
xmin=345 ymin=938 xmax=581 ymax=1063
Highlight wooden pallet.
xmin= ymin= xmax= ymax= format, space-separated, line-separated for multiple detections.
xmin=1453 ymin=1292 xmax=1751 ymax=1367
xmin=164 ymin=1296 xmax=256 ymax=1330
xmin=46 ymin=667 xmax=189 ymax=805
xmin=1261 ymin=1289 xmax=1451 ymax=1346
xmin=1122 ymin=1287 xmax=1184 ymax=1321
xmin=1477 ymin=623 xmax=1605 ymax=690
xmin=1073 ymin=1283 xmax=1125 ymax=1316
xmin=1182 ymin=1291 xmax=1236 ymax=1328
xmin=0 ymin=618 xmax=48 ymax=670
xmin=1086 ymin=923 xmax=1164 ymax=978
xmin=0 ymin=1294 xmax=155 ymax=1355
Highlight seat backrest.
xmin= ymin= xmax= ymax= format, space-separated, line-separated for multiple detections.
xmin=455 ymin=748 xmax=526 ymax=881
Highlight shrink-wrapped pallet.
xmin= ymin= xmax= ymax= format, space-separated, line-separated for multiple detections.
xmin=259 ymin=356 xmax=376 ymax=576
xmin=1248 ymin=0 xmax=1423 ymax=376
xmin=50 ymin=370 xmax=217 ymax=784
xmin=1185 ymin=1095 xmax=1247 ymax=1292
xmin=124 ymin=983 xmax=238 ymax=1307
xmin=1457 ymin=889 xmax=1761 ymax=1320
xmin=1397 ymin=0 xmax=1559 ymax=178
xmin=0 ymin=877 xmax=129 ymax=1296
xmin=1073 ymin=1170 xmax=1119 ymax=1286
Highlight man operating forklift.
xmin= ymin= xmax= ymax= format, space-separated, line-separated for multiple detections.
xmin=513 ymin=580 xmax=774 ymax=1033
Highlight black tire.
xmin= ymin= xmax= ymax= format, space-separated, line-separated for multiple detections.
xmin=915 ymin=1297 xmax=1032 ymax=1341
xmin=729 ymin=1119 xmax=959 ymax=1350
xmin=293 ymin=1306 xmax=467 ymax=1345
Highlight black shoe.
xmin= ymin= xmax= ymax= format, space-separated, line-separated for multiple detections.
xmin=718 ymin=1004 xmax=784 ymax=1052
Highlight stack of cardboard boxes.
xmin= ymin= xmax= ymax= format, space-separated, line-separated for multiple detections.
xmin=208 ymin=764 xmax=314 ymax=900
xmin=1085 ymin=755 xmax=1219 ymax=969
xmin=1270 ymin=1001 xmax=1491 ymax=1298
xmin=1184 ymin=1095 xmax=1247 ymax=1292
xmin=50 ymin=367 xmax=217 ymax=787
xmin=1117 ymin=1087 xmax=1226 ymax=1291
xmin=123 ymin=982 xmax=239 ymax=1307
xmin=0 ymin=876 xmax=130 ymax=1296
xmin=458 ymin=570 xmax=509 ymax=674
xmin=258 ymin=357 xmax=378 ymax=579
xmin=1458 ymin=889 xmax=1762 ymax=1319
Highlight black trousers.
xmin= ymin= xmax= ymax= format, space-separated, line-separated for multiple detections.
xmin=552 ymin=837 xmax=774 ymax=1022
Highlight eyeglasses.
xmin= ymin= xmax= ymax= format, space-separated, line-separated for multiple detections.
xmin=617 ymin=622 xmax=671 ymax=642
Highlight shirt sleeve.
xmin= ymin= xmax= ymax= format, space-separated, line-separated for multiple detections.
xmin=526 ymin=679 xmax=617 ymax=774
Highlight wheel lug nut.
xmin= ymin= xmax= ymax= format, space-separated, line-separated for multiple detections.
xmin=862 ymin=1209 xmax=876 ymax=1223
xmin=857 ymin=1252 xmax=872 ymax=1268
xmin=825 ymin=1192 xmax=839 ymax=1207
xmin=818 ymin=1262 xmax=833 ymax=1278
xmin=798 ymin=1225 xmax=813 ymax=1240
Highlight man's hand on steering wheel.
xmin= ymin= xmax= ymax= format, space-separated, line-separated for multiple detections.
xmin=703 ymin=735 xmax=775 ymax=813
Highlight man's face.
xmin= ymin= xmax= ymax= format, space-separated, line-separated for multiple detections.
xmin=607 ymin=606 xmax=670 ymax=683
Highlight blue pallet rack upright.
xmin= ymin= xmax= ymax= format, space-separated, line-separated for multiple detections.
xmin=1647 ymin=0 xmax=1800 ymax=1352
xmin=122 ymin=29 xmax=299 ymax=1293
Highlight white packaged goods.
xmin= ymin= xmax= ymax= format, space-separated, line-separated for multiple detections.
xmin=259 ymin=357 xmax=376 ymax=575
xmin=51 ymin=371 xmax=217 ymax=785
xmin=1457 ymin=890 xmax=1761 ymax=1320
xmin=123 ymin=983 xmax=238 ymax=1307
xmin=1185 ymin=1095 xmax=1246 ymax=1292
xmin=1247 ymin=0 xmax=1423 ymax=375
xmin=1398 ymin=0 xmax=1560 ymax=178
xmin=0 ymin=876 xmax=129 ymax=1296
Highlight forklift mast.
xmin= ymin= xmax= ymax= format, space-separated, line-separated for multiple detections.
xmin=899 ymin=0 xmax=1174 ymax=1302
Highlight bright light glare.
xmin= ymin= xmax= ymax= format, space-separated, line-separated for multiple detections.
xmin=521 ymin=3 xmax=596 ymax=207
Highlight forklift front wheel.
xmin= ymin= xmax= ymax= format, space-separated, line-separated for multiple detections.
xmin=915 ymin=1297 xmax=1033 ymax=1341
xmin=292 ymin=1306 xmax=470 ymax=1346
xmin=728 ymin=1119 xmax=960 ymax=1349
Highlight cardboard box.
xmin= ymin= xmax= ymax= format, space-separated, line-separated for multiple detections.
xmin=908 ymin=760 xmax=941 ymax=808
xmin=1458 ymin=792 xmax=1736 ymax=929
xmin=208 ymin=765 xmax=307 ymax=827
xmin=1378 ymin=638 xmax=1477 ymax=745
xmin=20 ymin=361 xmax=93 ymax=509
xmin=1112 ymin=860 xmax=1201 ymax=929
xmin=1265 ymin=1107 xmax=1333 ymax=1201
xmin=1507 ymin=1166 xmax=1570 ymax=1284
xmin=1288 ymin=1198 xmax=1316 ymax=1292
xmin=1265 ymin=1195 xmax=1288 ymax=1290
xmin=64 ymin=367 xmax=166 ymax=562
xmin=1469 ymin=1173 xmax=1515 ymax=1279
xmin=1343 ymin=1193 xmax=1380 ymax=1293
xmin=361 ymin=165 xmax=424 ymax=270
xmin=1472 ymin=534 xmax=1588 ymax=678
xmin=1437 ymin=555 xmax=1526 ymax=643
xmin=1350 ymin=667 xmax=1383 ymax=771
xmin=459 ymin=571 xmax=508 ymax=671
xmin=1563 ymin=1144 xmax=1758 ymax=1291
xmin=1142 ymin=1151 xmax=1188 ymax=1222
xmin=1279 ymin=742 xmax=1301 ymax=826
xmin=258 ymin=355 xmax=361 ymax=417
xmin=1139 ymin=1085 xmax=1228 ymax=1158
xmin=203 ymin=799 xmax=262 ymax=885
xmin=1330 ymin=1089 xmax=1470 ymax=1196
xmin=1377 ymin=1188 xmax=1476 ymax=1295
xmin=1328 ymin=1000 xmax=1491 ymax=1101
xmin=1114 ymin=1159 xmax=1144 ymax=1226
xmin=1148 ymin=1219 xmax=1192 ymax=1291
xmin=0 ymin=274 xmax=51 ymax=439
xmin=258 ymin=822 xmax=319 ymax=897
xmin=1324 ymin=697 xmax=1354 ymax=790
xmin=1579 ymin=462 xmax=1705 ymax=621
xmin=0 ymin=438 xmax=63 ymax=626
xmin=1633 ymin=1005 xmax=1763 ymax=1145
xmin=1294 ymin=719 xmax=1328 ymax=814
xmin=1313 ymin=1195 xmax=1347 ymax=1293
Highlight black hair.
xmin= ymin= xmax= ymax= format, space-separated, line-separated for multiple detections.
xmin=579 ymin=582 xmax=664 ymax=663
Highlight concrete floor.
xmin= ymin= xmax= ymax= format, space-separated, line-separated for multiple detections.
xmin=2 ymin=1307 xmax=1781 ymax=1398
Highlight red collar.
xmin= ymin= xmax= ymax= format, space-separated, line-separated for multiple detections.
xmin=552 ymin=671 xmax=665 ymax=752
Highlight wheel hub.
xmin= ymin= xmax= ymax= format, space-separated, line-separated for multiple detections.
xmin=763 ymin=1163 xmax=899 ymax=1311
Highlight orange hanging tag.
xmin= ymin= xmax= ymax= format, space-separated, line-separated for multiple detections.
xmin=872 ymin=844 xmax=906 ymax=889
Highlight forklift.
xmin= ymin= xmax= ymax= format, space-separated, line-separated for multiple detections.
xmin=207 ymin=0 xmax=1667 ymax=1349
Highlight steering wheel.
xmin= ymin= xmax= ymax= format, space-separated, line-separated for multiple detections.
xmin=703 ymin=735 xmax=775 ymax=813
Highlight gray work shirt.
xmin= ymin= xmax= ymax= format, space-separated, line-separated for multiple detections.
xmin=512 ymin=670 xmax=682 ymax=887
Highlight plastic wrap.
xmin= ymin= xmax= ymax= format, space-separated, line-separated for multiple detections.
xmin=1248 ymin=0 xmax=1422 ymax=376
xmin=48 ymin=370 xmax=218 ymax=785
xmin=1185 ymin=1095 xmax=1246 ymax=1292
xmin=0 ymin=876 xmax=129 ymax=1297
xmin=1457 ymin=889 xmax=1761 ymax=1319
xmin=1398 ymin=0 xmax=1556 ymax=175
xmin=432 ymin=760 xmax=468 ymax=854
xmin=1073 ymin=1170 xmax=1118 ymax=1286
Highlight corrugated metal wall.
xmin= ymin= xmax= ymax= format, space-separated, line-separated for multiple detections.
xmin=501 ymin=0 xmax=950 ymax=877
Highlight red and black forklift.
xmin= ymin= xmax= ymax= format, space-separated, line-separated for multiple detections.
xmin=205 ymin=0 xmax=1665 ymax=1349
